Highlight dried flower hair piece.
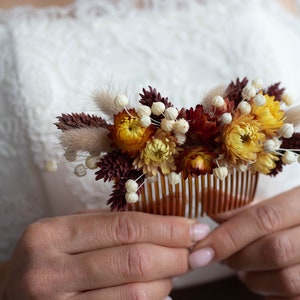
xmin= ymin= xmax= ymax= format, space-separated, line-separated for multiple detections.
xmin=55 ymin=78 xmax=300 ymax=216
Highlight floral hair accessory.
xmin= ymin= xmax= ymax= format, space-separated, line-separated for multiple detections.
xmin=55 ymin=78 xmax=300 ymax=216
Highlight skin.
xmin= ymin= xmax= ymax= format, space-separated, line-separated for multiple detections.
xmin=0 ymin=211 xmax=197 ymax=299
xmin=192 ymin=186 xmax=300 ymax=299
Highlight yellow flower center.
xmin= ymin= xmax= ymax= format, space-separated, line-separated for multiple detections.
xmin=224 ymin=115 xmax=265 ymax=163
xmin=143 ymin=138 xmax=171 ymax=163
xmin=117 ymin=116 xmax=145 ymax=145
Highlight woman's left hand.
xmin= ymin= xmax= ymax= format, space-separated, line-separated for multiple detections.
xmin=189 ymin=186 xmax=300 ymax=299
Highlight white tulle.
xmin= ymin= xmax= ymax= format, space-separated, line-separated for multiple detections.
xmin=1 ymin=0 xmax=300 ymax=286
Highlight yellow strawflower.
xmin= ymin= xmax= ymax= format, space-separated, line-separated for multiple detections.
xmin=223 ymin=114 xmax=265 ymax=163
xmin=253 ymin=152 xmax=279 ymax=174
xmin=133 ymin=130 xmax=178 ymax=176
xmin=251 ymin=94 xmax=285 ymax=136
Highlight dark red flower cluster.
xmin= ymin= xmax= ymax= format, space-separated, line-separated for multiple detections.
xmin=182 ymin=105 xmax=220 ymax=147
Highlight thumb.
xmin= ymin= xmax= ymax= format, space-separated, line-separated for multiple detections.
xmin=210 ymin=203 xmax=252 ymax=224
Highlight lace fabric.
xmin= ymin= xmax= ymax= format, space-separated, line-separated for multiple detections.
xmin=0 ymin=0 xmax=300 ymax=286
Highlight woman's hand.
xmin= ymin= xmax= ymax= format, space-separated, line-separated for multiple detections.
xmin=189 ymin=186 xmax=300 ymax=299
xmin=0 ymin=211 xmax=209 ymax=299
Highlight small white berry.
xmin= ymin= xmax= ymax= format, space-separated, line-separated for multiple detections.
xmin=282 ymin=151 xmax=297 ymax=164
xmin=85 ymin=156 xmax=98 ymax=170
xmin=161 ymin=118 xmax=175 ymax=132
xmin=279 ymin=123 xmax=294 ymax=138
xmin=238 ymin=101 xmax=251 ymax=114
xmin=263 ymin=139 xmax=279 ymax=152
xmin=151 ymin=102 xmax=165 ymax=116
xmin=74 ymin=164 xmax=87 ymax=177
xmin=140 ymin=116 xmax=152 ymax=127
xmin=64 ymin=150 xmax=77 ymax=162
xmin=281 ymin=93 xmax=293 ymax=106
xmin=253 ymin=94 xmax=266 ymax=106
xmin=175 ymin=133 xmax=187 ymax=145
xmin=236 ymin=164 xmax=248 ymax=172
xmin=125 ymin=179 xmax=139 ymax=193
xmin=114 ymin=94 xmax=129 ymax=109
xmin=212 ymin=95 xmax=225 ymax=108
xmin=168 ymin=172 xmax=181 ymax=185
xmin=137 ymin=105 xmax=151 ymax=118
xmin=125 ymin=192 xmax=139 ymax=203
xmin=242 ymin=86 xmax=256 ymax=99
xmin=173 ymin=118 xmax=189 ymax=134
xmin=164 ymin=107 xmax=179 ymax=120
xmin=213 ymin=166 xmax=228 ymax=181
xmin=220 ymin=113 xmax=232 ymax=124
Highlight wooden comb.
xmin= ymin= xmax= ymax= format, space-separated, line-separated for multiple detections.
xmin=128 ymin=170 xmax=259 ymax=217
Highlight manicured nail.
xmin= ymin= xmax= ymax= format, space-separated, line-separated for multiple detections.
xmin=172 ymin=276 xmax=180 ymax=283
xmin=190 ymin=223 xmax=210 ymax=242
xmin=189 ymin=247 xmax=215 ymax=269
xmin=237 ymin=271 xmax=246 ymax=282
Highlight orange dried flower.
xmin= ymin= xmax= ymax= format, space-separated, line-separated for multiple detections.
xmin=176 ymin=147 xmax=217 ymax=179
xmin=108 ymin=109 xmax=155 ymax=156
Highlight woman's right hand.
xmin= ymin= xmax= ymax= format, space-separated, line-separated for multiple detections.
xmin=0 ymin=211 xmax=209 ymax=299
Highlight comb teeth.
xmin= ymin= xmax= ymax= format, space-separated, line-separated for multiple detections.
xmin=128 ymin=170 xmax=259 ymax=217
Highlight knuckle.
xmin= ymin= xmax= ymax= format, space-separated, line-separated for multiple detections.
xmin=278 ymin=267 xmax=300 ymax=296
xmin=124 ymin=245 xmax=152 ymax=279
xmin=21 ymin=269 xmax=48 ymax=299
xmin=114 ymin=214 xmax=140 ymax=244
xmin=217 ymin=229 xmax=240 ymax=254
xmin=254 ymin=204 xmax=281 ymax=233
xmin=174 ymin=249 xmax=189 ymax=274
xmin=262 ymin=235 xmax=295 ymax=268
xmin=20 ymin=220 xmax=52 ymax=255
xmin=167 ymin=222 xmax=187 ymax=246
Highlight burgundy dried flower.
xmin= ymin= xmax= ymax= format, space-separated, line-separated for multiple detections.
xmin=265 ymin=82 xmax=285 ymax=101
xmin=107 ymin=179 xmax=128 ymax=211
xmin=225 ymin=77 xmax=248 ymax=108
xmin=95 ymin=151 xmax=133 ymax=182
xmin=55 ymin=113 xmax=108 ymax=131
xmin=107 ymin=170 xmax=145 ymax=211
xmin=214 ymin=97 xmax=235 ymax=117
xmin=139 ymin=86 xmax=172 ymax=108
xmin=183 ymin=105 xmax=220 ymax=147
xmin=139 ymin=87 xmax=173 ymax=123
xmin=281 ymin=133 xmax=300 ymax=150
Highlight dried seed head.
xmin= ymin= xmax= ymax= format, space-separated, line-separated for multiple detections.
xmin=213 ymin=166 xmax=228 ymax=180
xmin=151 ymin=102 xmax=165 ymax=116
xmin=125 ymin=192 xmax=139 ymax=203
xmin=74 ymin=164 xmax=87 ymax=177
xmin=125 ymin=179 xmax=139 ymax=193
xmin=168 ymin=172 xmax=181 ymax=185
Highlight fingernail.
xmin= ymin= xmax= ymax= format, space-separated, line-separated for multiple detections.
xmin=163 ymin=297 xmax=172 ymax=300
xmin=190 ymin=223 xmax=210 ymax=242
xmin=172 ymin=276 xmax=180 ymax=283
xmin=189 ymin=247 xmax=215 ymax=269
xmin=237 ymin=271 xmax=246 ymax=282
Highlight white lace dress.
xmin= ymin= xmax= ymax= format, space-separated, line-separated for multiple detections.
xmin=1 ymin=0 xmax=300 ymax=287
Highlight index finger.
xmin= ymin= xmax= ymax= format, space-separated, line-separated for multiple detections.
xmin=30 ymin=211 xmax=199 ymax=254
xmin=189 ymin=186 xmax=300 ymax=268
